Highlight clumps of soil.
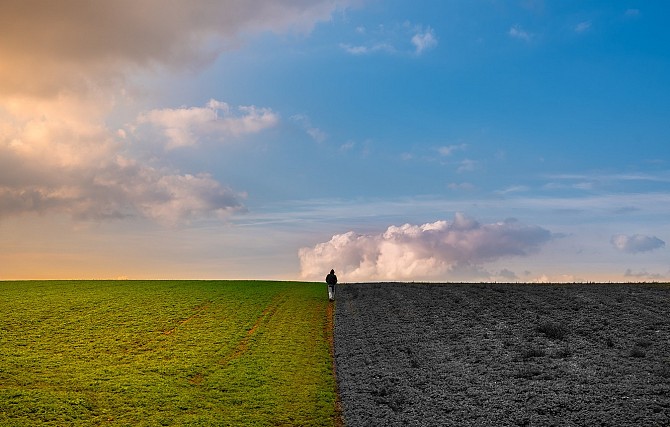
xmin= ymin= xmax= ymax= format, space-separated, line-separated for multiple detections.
xmin=334 ymin=282 xmax=670 ymax=426
xmin=536 ymin=321 xmax=569 ymax=340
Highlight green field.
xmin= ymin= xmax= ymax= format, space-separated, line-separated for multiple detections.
xmin=0 ymin=280 xmax=337 ymax=426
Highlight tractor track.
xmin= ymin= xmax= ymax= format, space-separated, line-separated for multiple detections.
xmin=163 ymin=301 xmax=213 ymax=335
xmin=218 ymin=293 xmax=287 ymax=366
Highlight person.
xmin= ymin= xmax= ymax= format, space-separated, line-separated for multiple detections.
xmin=325 ymin=269 xmax=337 ymax=301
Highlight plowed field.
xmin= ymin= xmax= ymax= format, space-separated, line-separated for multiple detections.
xmin=334 ymin=283 xmax=670 ymax=426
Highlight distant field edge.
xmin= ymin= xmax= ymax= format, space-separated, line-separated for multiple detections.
xmin=338 ymin=281 xmax=670 ymax=286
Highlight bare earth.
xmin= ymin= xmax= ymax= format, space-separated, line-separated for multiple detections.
xmin=333 ymin=283 xmax=670 ymax=426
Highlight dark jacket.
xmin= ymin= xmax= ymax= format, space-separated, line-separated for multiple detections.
xmin=326 ymin=272 xmax=338 ymax=286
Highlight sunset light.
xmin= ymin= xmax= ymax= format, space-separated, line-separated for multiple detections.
xmin=1 ymin=1 xmax=668 ymax=282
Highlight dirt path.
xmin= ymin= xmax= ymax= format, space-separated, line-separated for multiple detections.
xmin=334 ymin=283 xmax=670 ymax=426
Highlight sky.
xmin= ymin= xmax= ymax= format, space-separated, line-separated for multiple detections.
xmin=1 ymin=0 xmax=668 ymax=282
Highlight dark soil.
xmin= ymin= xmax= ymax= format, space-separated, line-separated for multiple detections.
xmin=333 ymin=283 xmax=670 ymax=426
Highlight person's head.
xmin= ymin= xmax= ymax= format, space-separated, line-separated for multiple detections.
xmin=330 ymin=269 xmax=335 ymax=274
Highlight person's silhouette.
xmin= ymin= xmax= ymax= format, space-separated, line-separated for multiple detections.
xmin=325 ymin=269 xmax=337 ymax=301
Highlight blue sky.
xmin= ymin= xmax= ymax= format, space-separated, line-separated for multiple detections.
xmin=0 ymin=1 xmax=668 ymax=281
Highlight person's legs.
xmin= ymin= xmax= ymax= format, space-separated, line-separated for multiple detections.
xmin=328 ymin=284 xmax=334 ymax=301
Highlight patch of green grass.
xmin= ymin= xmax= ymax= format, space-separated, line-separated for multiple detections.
xmin=0 ymin=280 xmax=337 ymax=426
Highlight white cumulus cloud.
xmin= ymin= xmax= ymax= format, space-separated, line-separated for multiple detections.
xmin=611 ymin=234 xmax=665 ymax=253
xmin=298 ymin=213 xmax=552 ymax=281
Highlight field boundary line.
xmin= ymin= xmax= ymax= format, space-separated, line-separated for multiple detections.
xmin=327 ymin=301 xmax=345 ymax=427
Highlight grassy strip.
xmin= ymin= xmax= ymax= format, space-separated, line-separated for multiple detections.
xmin=0 ymin=280 xmax=336 ymax=426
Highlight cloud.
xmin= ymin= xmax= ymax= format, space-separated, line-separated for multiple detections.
xmin=496 ymin=185 xmax=530 ymax=195
xmin=137 ymin=100 xmax=278 ymax=149
xmin=457 ymin=159 xmax=478 ymax=173
xmin=340 ymin=140 xmax=356 ymax=152
xmin=298 ymin=213 xmax=552 ymax=281
xmin=339 ymin=43 xmax=395 ymax=55
xmin=0 ymin=95 xmax=246 ymax=224
xmin=447 ymin=182 xmax=476 ymax=191
xmin=0 ymin=154 xmax=246 ymax=225
xmin=341 ymin=22 xmax=436 ymax=56
xmin=411 ymin=26 xmax=438 ymax=54
xmin=624 ymin=269 xmax=666 ymax=281
xmin=0 ymin=2 xmax=349 ymax=225
xmin=508 ymin=25 xmax=532 ymax=42
xmin=0 ymin=0 xmax=353 ymax=97
xmin=496 ymin=268 xmax=519 ymax=281
xmin=437 ymin=144 xmax=467 ymax=157
xmin=131 ymin=172 xmax=246 ymax=225
xmin=574 ymin=21 xmax=592 ymax=33
xmin=290 ymin=114 xmax=327 ymax=143
xmin=611 ymin=234 xmax=665 ymax=253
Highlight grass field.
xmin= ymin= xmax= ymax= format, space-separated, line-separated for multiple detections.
xmin=0 ymin=280 xmax=337 ymax=426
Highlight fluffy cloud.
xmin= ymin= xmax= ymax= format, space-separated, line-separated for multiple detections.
xmin=138 ymin=100 xmax=279 ymax=149
xmin=0 ymin=0 xmax=353 ymax=96
xmin=299 ymin=213 xmax=552 ymax=281
xmin=0 ymin=95 xmax=245 ymax=224
xmin=611 ymin=234 xmax=665 ymax=253
xmin=0 ymin=1 xmax=347 ymax=224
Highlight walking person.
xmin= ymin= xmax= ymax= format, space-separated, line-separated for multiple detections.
xmin=326 ymin=269 xmax=337 ymax=301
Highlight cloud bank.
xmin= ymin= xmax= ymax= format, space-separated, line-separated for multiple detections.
xmin=611 ymin=234 xmax=665 ymax=253
xmin=0 ymin=1 xmax=349 ymax=225
xmin=299 ymin=213 xmax=552 ymax=281
xmin=0 ymin=0 xmax=353 ymax=96
xmin=0 ymin=95 xmax=246 ymax=224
